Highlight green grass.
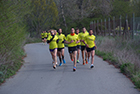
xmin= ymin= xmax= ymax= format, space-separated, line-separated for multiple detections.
xmin=0 ymin=63 xmax=23 ymax=83
xmin=95 ymin=35 xmax=140 ymax=89
xmin=96 ymin=50 xmax=119 ymax=66
xmin=0 ymin=49 xmax=25 ymax=84
xmin=96 ymin=49 xmax=140 ymax=88
xmin=0 ymin=0 xmax=31 ymax=84
xmin=121 ymin=63 xmax=140 ymax=88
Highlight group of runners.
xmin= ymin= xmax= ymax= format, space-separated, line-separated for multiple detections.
xmin=41 ymin=27 xmax=97 ymax=72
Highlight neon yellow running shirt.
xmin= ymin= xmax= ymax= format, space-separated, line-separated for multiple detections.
xmin=47 ymin=32 xmax=51 ymax=37
xmin=84 ymin=35 xmax=96 ymax=48
xmin=76 ymin=34 xmax=81 ymax=46
xmin=66 ymin=34 xmax=78 ymax=47
xmin=47 ymin=35 xmax=58 ymax=49
xmin=57 ymin=34 xmax=66 ymax=48
xmin=41 ymin=33 xmax=44 ymax=38
xmin=44 ymin=32 xmax=48 ymax=38
xmin=79 ymin=32 xmax=89 ymax=46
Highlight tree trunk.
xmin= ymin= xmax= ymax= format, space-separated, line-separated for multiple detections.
xmin=60 ymin=0 xmax=67 ymax=29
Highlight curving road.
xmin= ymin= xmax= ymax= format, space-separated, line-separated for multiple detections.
xmin=0 ymin=43 xmax=139 ymax=94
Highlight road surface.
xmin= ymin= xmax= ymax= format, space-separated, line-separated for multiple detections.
xmin=0 ymin=43 xmax=139 ymax=94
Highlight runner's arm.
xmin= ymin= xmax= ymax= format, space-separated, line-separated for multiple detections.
xmin=57 ymin=39 xmax=59 ymax=43
xmin=76 ymin=40 xmax=80 ymax=43
xmin=47 ymin=35 xmax=54 ymax=43
xmin=64 ymin=40 xmax=74 ymax=44
xmin=62 ymin=39 xmax=66 ymax=43
xmin=82 ymin=39 xmax=89 ymax=48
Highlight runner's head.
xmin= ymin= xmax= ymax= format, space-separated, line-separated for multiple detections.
xmin=89 ymin=29 xmax=93 ymax=35
xmin=82 ymin=27 xmax=86 ymax=33
xmin=71 ymin=28 xmax=75 ymax=34
xmin=58 ymin=28 xmax=62 ymax=35
xmin=75 ymin=28 xmax=79 ymax=34
xmin=48 ymin=30 xmax=51 ymax=33
xmin=50 ymin=30 xmax=55 ymax=36
xmin=54 ymin=30 xmax=57 ymax=35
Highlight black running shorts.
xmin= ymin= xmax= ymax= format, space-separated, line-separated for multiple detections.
xmin=68 ymin=46 xmax=77 ymax=54
xmin=86 ymin=46 xmax=95 ymax=52
xmin=77 ymin=45 xmax=81 ymax=49
xmin=81 ymin=46 xmax=86 ymax=51
xmin=58 ymin=47 xmax=64 ymax=52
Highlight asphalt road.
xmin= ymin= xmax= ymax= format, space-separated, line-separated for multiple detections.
xmin=0 ymin=43 xmax=139 ymax=94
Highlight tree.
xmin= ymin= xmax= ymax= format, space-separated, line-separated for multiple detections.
xmin=0 ymin=0 xmax=32 ymax=83
xmin=28 ymin=0 xmax=59 ymax=37
xmin=110 ymin=0 xmax=133 ymax=17
xmin=0 ymin=0 xmax=31 ymax=65
xmin=97 ymin=0 xmax=113 ymax=16
xmin=131 ymin=0 xmax=140 ymax=16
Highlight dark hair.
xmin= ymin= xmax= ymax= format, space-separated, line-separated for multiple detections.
xmin=75 ymin=28 xmax=79 ymax=31
xmin=71 ymin=27 xmax=74 ymax=30
xmin=82 ymin=27 xmax=86 ymax=29
xmin=89 ymin=29 xmax=93 ymax=31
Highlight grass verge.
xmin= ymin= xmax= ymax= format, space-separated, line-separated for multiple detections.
xmin=0 ymin=37 xmax=41 ymax=84
xmin=95 ymin=35 xmax=140 ymax=89
xmin=0 ymin=49 xmax=26 ymax=84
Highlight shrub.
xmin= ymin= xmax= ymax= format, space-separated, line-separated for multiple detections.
xmin=96 ymin=35 xmax=140 ymax=88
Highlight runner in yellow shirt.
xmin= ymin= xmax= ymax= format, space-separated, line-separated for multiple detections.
xmin=82 ymin=29 xmax=97 ymax=68
xmin=41 ymin=31 xmax=45 ymax=45
xmin=44 ymin=31 xmax=48 ymax=45
xmin=79 ymin=27 xmax=89 ymax=65
xmin=54 ymin=30 xmax=58 ymax=35
xmin=57 ymin=28 xmax=66 ymax=66
xmin=75 ymin=28 xmax=81 ymax=63
xmin=47 ymin=30 xmax=51 ymax=38
xmin=65 ymin=28 xmax=80 ymax=71
xmin=47 ymin=30 xmax=59 ymax=69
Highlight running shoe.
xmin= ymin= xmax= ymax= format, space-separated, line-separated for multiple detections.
xmin=53 ymin=62 xmax=58 ymax=66
xmin=71 ymin=59 xmax=74 ymax=61
xmin=90 ymin=65 xmax=94 ymax=68
xmin=53 ymin=65 xmax=56 ymax=69
xmin=77 ymin=60 xmax=79 ymax=63
xmin=59 ymin=63 xmax=62 ymax=66
xmin=63 ymin=59 xmax=66 ymax=64
xmin=73 ymin=67 xmax=76 ymax=71
xmin=83 ymin=62 xmax=85 ymax=65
